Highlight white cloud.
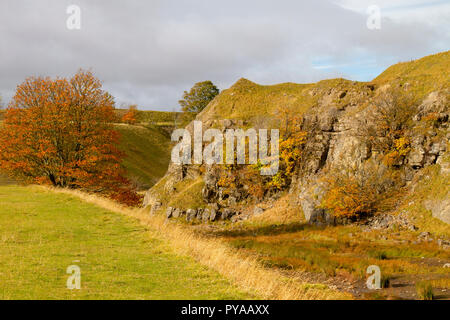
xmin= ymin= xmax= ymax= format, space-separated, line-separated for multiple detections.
xmin=0 ymin=0 xmax=448 ymax=110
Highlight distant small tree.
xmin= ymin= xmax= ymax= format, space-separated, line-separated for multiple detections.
xmin=179 ymin=81 xmax=219 ymax=114
xmin=122 ymin=104 xmax=138 ymax=124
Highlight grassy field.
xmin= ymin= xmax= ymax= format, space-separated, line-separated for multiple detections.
xmin=0 ymin=185 xmax=251 ymax=299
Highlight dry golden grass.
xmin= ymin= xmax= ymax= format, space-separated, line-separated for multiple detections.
xmin=42 ymin=186 xmax=351 ymax=300
xmin=246 ymin=195 xmax=303 ymax=226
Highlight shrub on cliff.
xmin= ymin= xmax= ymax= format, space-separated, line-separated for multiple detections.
xmin=362 ymin=90 xmax=418 ymax=167
xmin=320 ymin=160 xmax=402 ymax=218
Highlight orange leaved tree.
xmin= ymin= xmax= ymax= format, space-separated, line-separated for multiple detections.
xmin=121 ymin=104 xmax=138 ymax=124
xmin=0 ymin=70 xmax=141 ymax=206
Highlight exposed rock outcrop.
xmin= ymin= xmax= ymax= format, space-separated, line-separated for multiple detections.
xmin=144 ymin=53 xmax=450 ymax=227
xmin=425 ymin=196 xmax=450 ymax=224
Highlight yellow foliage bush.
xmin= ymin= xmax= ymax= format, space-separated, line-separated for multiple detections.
xmin=320 ymin=161 xmax=401 ymax=218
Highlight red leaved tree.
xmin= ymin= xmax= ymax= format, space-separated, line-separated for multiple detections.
xmin=0 ymin=70 xmax=141 ymax=206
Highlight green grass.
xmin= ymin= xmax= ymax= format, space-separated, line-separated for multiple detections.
xmin=114 ymin=109 xmax=180 ymax=125
xmin=198 ymin=78 xmax=315 ymax=124
xmin=0 ymin=185 xmax=251 ymax=299
xmin=398 ymin=163 xmax=450 ymax=237
xmin=222 ymin=223 xmax=450 ymax=281
xmin=373 ymin=50 xmax=450 ymax=102
xmin=416 ymin=281 xmax=434 ymax=300
xmin=116 ymin=124 xmax=172 ymax=190
xmin=136 ymin=110 xmax=179 ymax=124
xmin=196 ymin=51 xmax=449 ymax=128
xmin=0 ymin=172 xmax=15 ymax=185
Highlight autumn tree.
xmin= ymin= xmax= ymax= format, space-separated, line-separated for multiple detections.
xmin=122 ymin=104 xmax=138 ymax=124
xmin=0 ymin=70 xmax=141 ymax=206
xmin=179 ymin=81 xmax=219 ymax=114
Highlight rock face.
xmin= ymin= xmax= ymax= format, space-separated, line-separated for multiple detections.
xmin=209 ymin=209 xmax=217 ymax=222
xmin=361 ymin=212 xmax=417 ymax=231
xmin=144 ymin=68 xmax=449 ymax=226
xmin=186 ymin=209 xmax=197 ymax=222
xmin=425 ymin=196 xmax=450 ymax=224
xmin=166 ymin=207 xmax=174 ymax=219
xmin=160 ymin=206 xmax=238 ymax=223
xmin=291 ymin=90 xmax=449 ymax=225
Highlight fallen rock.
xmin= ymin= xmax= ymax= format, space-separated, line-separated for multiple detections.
xmin=424 ymin=197 xmax=450 ymax=224
xmin=196 ymin=208 xmax=204 ymax=220
xmin=253 ymin=207 xmax=264 ymax=215
xmin=166 ymin=207 xmax=175 ymax=219
xmin=149 ymin=201 xmax=162 ymax=215
xmin=221 ymin=208 xmax=234 ymax=220
xmin=209 ymin=209 xmax=217 ymax=222
xmin=172 ymin=208 xmax=183 ymax=218
xmin=186 ymin=209 xmax=197 ymax=222
xmin=202 ymin=209 xmax=210 ymax=223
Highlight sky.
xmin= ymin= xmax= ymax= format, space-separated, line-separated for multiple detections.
xmin=0 ymin=0 xmax=449 ymax=110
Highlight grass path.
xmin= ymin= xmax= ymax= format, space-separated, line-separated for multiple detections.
xmin=0 ymin=185 xmax=251 ymax=299
xmin=45 ymin=187 xmax=349 ymax=300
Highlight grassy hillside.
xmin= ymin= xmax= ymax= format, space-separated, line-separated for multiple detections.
xmin=198 ymin=51 xmax=449 ymax=125
xmin=115 ymin=109 xmax=181 ymax=126
xmin=373 ymin=50 xmax=450 ymax=102
xmin=115 ymin=124 xmax=172 ymax=190
xmin=374 ymin=51 xmax=450 ymax=86
xmin=197 ymin=78 xmax=315 ymax=123
xmin=0 ymin=185 xmax=250 ymax=299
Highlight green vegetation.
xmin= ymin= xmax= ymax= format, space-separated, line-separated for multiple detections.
xmin=399 ymin=163 xmax=450 ymax=238
xmin=416 ymin=281 xmax=434 ymax=300
xmin=373 ymin=50 xmax=450 ymax=102
xmin=136 ymin=110 xmax=180 ymax=125
xmin=151 ymin=176 xmax=206 ymax=212
xmin=219 ymin=222 xmax=450 ymax=293
xmin=179 ymin=81 xmax=220 ymax=114
xmin=374 ymin=51 xmax=450 ymax=85
xmin=0 ymin=185 xmax=250 ymax=299
xmin=0 ymin=120 xmax=172 ymax=191
xmin=115 ymin=124 xmax=172 ymax=190
xmin=197 ymin=51 xmax=449 ymax=125
xmin=198 ymin=78 xmax=314 ymax=123
xmin=115 ymin=109 xmax=181 ymax=126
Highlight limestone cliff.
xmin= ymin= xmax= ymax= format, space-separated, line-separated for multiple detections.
xmin=144 ymin=51 xmax=449 ymax=228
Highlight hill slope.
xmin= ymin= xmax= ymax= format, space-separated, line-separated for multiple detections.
xmin=116 ymin=124 xmax=172 ymax=190
xmin=147 ymin=50 xmax=449 ymax=231
xmin=197 ymin=51 xmax=449 ymax=126
xmin=143 ymin=50 xmax=449 ymax=300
